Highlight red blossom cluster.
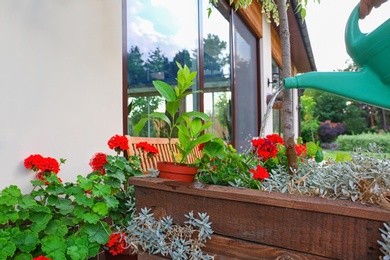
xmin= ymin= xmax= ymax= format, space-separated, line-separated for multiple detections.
xmin=89 ymin=152 xmax=107 ymax=175
xmin=295 ymin=143 xmax=307 ymax=157
xmin=136 ymin=142 xmax=159 ymax=158
xmin=32 ymin=256 xmax=51 ymax=260
xmin=250 ymin=165 xmax=269 ymax=180
xmin=24 ymin=154 xmax=60 ymax=174
xmin=108 ymin=134 xmax=129 ymax=153
xmin=266 ymin=134 xmax=284 ymax=145
xmin=251 ymin=138 xmax=278 ymax=161
xmin=107 ymin=232 xmax=128 ymax=256
xmin=24 ymin=154 xmax=62 ymax=183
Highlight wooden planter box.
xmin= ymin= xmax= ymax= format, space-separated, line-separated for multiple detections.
xmin=129 ymin=177 xmax=390 ymax=259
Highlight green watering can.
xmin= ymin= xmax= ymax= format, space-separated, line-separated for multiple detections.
xmin=284 ymin=3 xmax=390 ymax=109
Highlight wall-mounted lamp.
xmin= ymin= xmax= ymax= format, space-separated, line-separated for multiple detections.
xmin=268 ymin=72 xmax=279 ymax=87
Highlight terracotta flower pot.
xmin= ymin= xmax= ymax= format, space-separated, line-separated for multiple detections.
xmin=157 ymin=161 xmax=197 ymax=183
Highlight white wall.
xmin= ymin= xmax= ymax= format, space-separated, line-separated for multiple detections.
xmin=0 ymin=0 xmax=123 ymax=192
xmin=259 ymin=16 xmax=274 ymax=136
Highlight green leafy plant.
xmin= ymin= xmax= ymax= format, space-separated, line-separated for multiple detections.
xmin=197 ymin=134 xmax=323 ymax=190
xmin=134 ymin=63 xmax=215 ymax=164
xmin=0 ymin=134 xmax=142 ymax=260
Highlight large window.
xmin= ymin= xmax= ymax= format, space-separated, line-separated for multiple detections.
xmin=126 ymin=0 xmax=260 ymax=148
xmin=126 ymin=0 xmax=198 ymax=137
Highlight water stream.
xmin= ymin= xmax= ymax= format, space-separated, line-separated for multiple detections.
xmin=259 ymin=85 xmax=284 ymax=138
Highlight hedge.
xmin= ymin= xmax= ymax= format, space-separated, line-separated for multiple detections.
xmin=336 ymin=132 xmax=390 ymax=153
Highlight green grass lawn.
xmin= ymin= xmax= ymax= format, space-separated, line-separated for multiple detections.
xmin=322 ymin=150 xmax=351 ymax=160
xmin=322 ymin=149 xmax=390 ymax=160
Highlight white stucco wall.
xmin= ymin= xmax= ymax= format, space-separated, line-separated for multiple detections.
xmin=0 ymin=0 xmax=123 ymax=192
xmin=260 ymin=16 xmax=274 ymax=136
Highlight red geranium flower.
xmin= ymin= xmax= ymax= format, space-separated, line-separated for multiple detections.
xmin=24 ymin=154 xmax=60 ymax=181
xmin=250 ymin=165 xmax=269 ymax=181
xmin=108 ymin=134 xmax=129 ymax=152
xmin=24 ymin=154 xmax=44 ymax=170
xmin=107 ymin=232 xmax=128 ymax=256
xmin=136 ymin=142 xmax=158 ymax=158
xmin=266 ymin=134 xmax=284 ymax=145
xmin=33 ymin=256 xmax=51 ymax=260
xmin=89 ymin=152 xmax=107 ymax=175
xmin=252 ymin=138 xmax=278 ymax=161
xmin=295 ymin=143 xmax=307 ymax=157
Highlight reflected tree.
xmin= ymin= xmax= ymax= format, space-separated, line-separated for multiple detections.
xmin=128 ymin=46 xmax=146 ymax=86
xmin=204 ymin=34 xmax=228 ymax=78
xmin=128 ymin=96 xmax=163 ymax=137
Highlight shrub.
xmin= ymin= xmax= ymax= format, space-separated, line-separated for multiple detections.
xmin=336 ymin=132 xmax=390 ymax=153
xmin=318 ymin=121 xmax=346 ymax=143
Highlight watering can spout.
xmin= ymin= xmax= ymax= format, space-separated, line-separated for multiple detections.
xmin=284 ymin=69 xmax=390 ymax=110
xmin=284 ymin=3 xmax=390 ymax=109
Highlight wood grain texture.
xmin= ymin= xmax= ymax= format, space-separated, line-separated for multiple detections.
xmin=129 ymin=177 xmax=390 ymax=259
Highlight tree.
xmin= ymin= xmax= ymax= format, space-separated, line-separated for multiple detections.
xmin=146 ymin=47 xmax=169 ymax=80
xmin=203 ymin=34 xmax=229 ymax=75
xmin=128 ymin=96 xmax=163 ymax=137
xmin=128 ymin=46 xmax=146 ymax=86
xmin=210 ymin=0 xmax=316 ymax=173
xmin=300 ymin=94 xmax=319 ymax=143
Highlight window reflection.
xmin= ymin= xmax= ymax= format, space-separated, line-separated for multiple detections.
xmin=203 ymin=0 xmax=232 ymax=142
xmin=127 ymin=0 xmax=198 ymax=90
xmin=127 ymin=0 xmax=198 ymax=137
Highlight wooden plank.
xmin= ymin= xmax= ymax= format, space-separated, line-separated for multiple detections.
xmin=204 ymin=234 xmax=330 ymax=260
xmin=129 ymin=177 xmax=390 ymax=221
xmin=130 ymin=178 xmax=390 ymax=259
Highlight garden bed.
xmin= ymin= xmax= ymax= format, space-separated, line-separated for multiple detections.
xmin=129 ymin=177 xmax=390 ymax=259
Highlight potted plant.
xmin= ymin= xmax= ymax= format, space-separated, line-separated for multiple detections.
xmin=0 ymin=134 xmax=142 ymax=260
xmin=134 ymin=63 xmax=215 ymax=182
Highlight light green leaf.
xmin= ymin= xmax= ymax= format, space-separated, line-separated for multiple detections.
xmin=92 ymin=202 xmax=109 ymax=216
xmin=153 ymin=80 xmax=176 ymax=101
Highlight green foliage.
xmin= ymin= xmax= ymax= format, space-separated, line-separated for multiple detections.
xmin=128 ymin=96 xmax=163 ymax=137
xmin=0 ymin=154 xmax=142 ymax=259
xmin=134 ymin=63 xmax=215 ymax=164
xmin=336 ymin=132 xmax=390 ymax=153
xmin=300 ymin=94 xmax=319 ymax=143
xmin=197 ymin=138 xmax=262 ymax=189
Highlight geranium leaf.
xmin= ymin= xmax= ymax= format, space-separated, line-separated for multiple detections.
xmin=104 ymin=196 xmax=119 ymax=209
xmin=81 ymin=222 xmax=110 ymax=244
xmin=92 ymin=183 xmax=111 ymax=197
xmin=46 ymin=220 xmax=69 ymax=237
xmin=74 ymin=193 xmax=94 ymax=207
xmin=12 ymin=230 xmax=39 ymax=253
xmin=41 ymin=236 xmax=67 ymax=259
xmin=83 ymin=213 xmax=101 ymax=224
xmin=0 ymin=238 xmax=16 ymax=259
xmin=92 ymin=202 xmax=109 ymax=216
xmin=67 ymin=245 xmax=88 ymax=260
